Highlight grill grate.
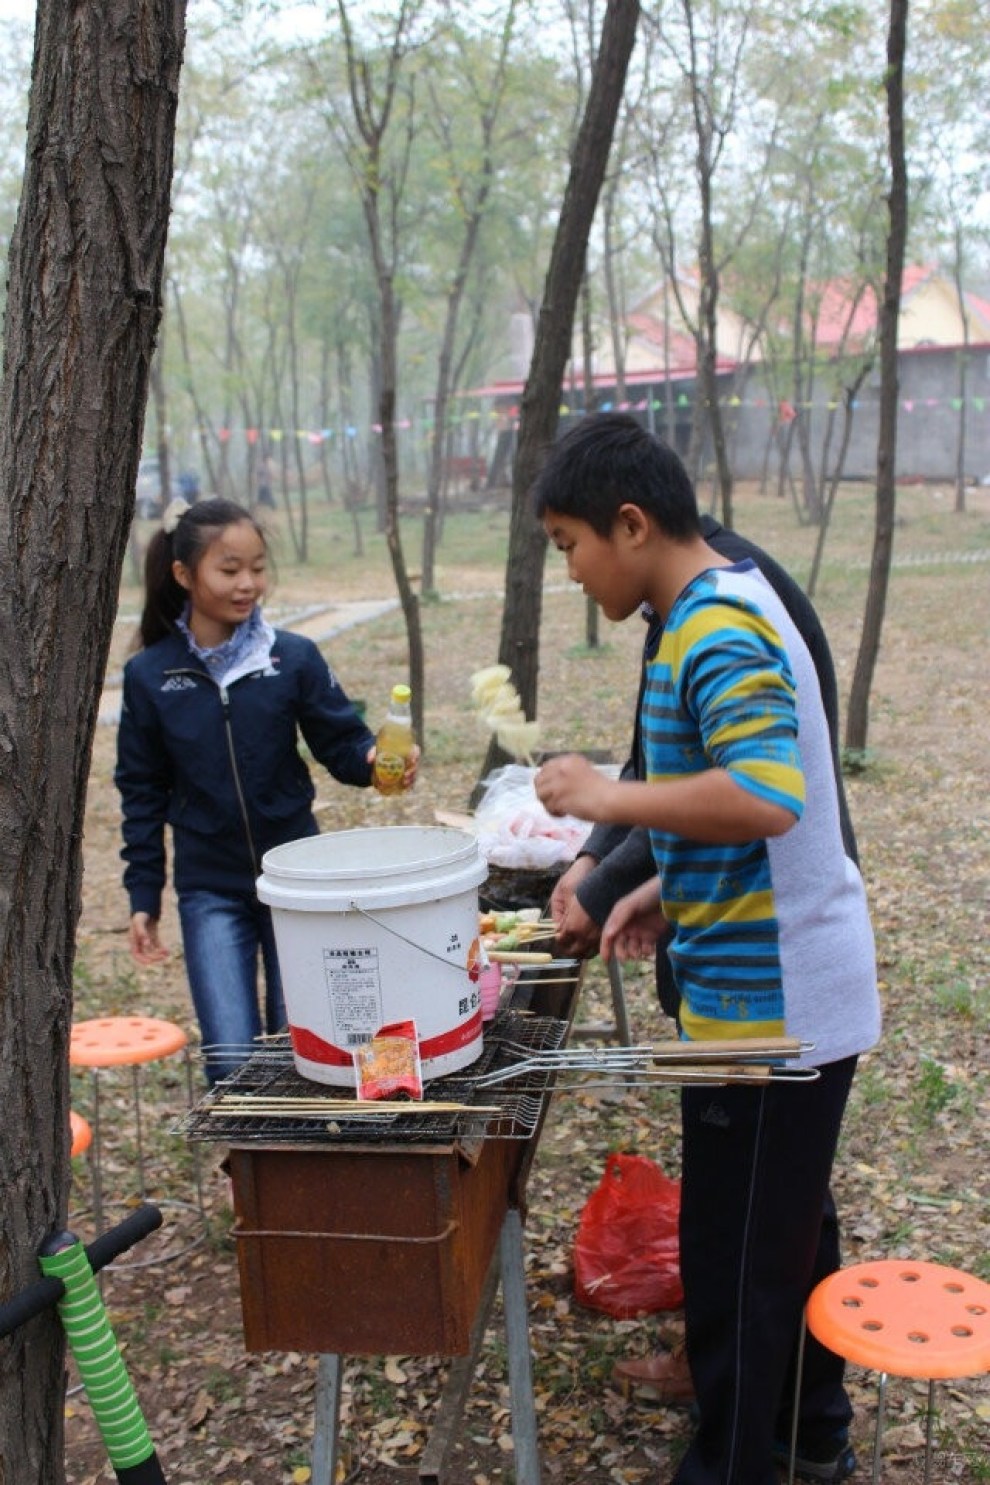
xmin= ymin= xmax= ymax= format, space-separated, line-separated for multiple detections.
xmin=176 ymin=1009 xmax=570 ymax=1145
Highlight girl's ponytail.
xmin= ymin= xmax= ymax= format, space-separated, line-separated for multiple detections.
xmin=135 ymin=524 xmax=186 ymax=650
xmin=132 ymin=495 xmax=263 ymax=651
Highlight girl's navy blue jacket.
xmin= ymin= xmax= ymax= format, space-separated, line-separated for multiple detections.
xmin=115 ymin=628 xmax=376 ymax=918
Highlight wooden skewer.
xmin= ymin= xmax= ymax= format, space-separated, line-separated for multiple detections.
xmin=209 ymin=1099 xmax=504 ymax=1117
xmin=492 ymin=924 xmax=557 ymax=936
xmin=479 ymin=913 xmax=555 ymax=922
xmin=638 ymin=1063 xmax=772 ymax=1083
xmin=502 ymin=973 xmax=579 ymax=984
xmin=649 ymin=1035 xmax=805 ymax=1063
xmin=214 ymin=1093 xmax=490 ymax=1108
xmin=486 ymin=949 xmax=555 ymax=964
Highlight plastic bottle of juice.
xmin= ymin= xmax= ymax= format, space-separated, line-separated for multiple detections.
xmin=373 ymin=684 xmax=414 ymax=795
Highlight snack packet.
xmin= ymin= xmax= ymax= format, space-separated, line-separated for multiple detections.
xmin=353 ymin=1019 xmax=424 ymax=1101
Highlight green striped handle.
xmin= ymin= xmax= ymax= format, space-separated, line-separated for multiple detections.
xmin=38 ymin=1239 xmax=155 ymax=1471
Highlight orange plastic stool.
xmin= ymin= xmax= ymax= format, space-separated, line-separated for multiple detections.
xmin=70 ymin=1017 xmax=205 ymax=1266
xmin=788 ymin=1259 xmax=990 ymax=1485
xmin=69 ymin=1110 xmax=92 ymax=1158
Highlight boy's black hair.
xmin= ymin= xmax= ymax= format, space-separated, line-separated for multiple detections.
xmin=531 ymin=411 xmax=702 ymax=539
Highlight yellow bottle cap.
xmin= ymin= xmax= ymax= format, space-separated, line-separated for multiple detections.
xmin=392 ymin=684 xmax=411 ymax=703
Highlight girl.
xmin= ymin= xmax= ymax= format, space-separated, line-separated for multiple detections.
xmin=115 ymin=496 xmax=414 ymax=1083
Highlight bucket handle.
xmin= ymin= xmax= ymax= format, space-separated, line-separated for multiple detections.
xmin=350 ymin=903 xmax=470 ymax=972
xmin=232 ymin=1218 xmax=459 ymax=1246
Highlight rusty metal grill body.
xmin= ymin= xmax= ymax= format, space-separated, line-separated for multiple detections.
xmin=181 ymin=971 xmax=581 ymax=1357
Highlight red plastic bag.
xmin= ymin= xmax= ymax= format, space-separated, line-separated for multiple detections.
xmin=573 ymin=1152 xmax=683 ymax=1318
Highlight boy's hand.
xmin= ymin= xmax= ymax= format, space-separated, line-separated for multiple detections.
xmin=535 ymin=753 xmax=610 ymax=820
xmin=600 ymin=879 xmax=666 ymax=963
xmin=554 ymin=895 xmax=601 ymax=958
xmin=550 ymin=853 xmax=593 ymax=918
xmin=550 ymin=856 xmax=602 ymax=958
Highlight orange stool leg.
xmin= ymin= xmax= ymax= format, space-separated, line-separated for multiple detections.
xmin=70 ymin=1017 xmax=207 ymax=1268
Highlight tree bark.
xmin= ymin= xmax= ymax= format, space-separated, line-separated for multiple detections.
xmin=845 ymin=0 xmax=908 ymax=754
xmin=951 ymin=223 xmax=969 ymax=514
xmin=420 ymin=7 xmax=516 ymax=596
xmin=0 ymin=5 xmax=186 ymax=1482
xmin=479 ymin=0 xmax=640 ymax=781
xmin=336 ymin=0 xmax=427 ymax=741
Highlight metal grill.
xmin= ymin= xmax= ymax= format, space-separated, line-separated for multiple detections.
xmin=176 ymin=1008 xmax=570 ymax=1146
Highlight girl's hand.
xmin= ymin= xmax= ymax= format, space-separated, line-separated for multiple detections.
xmin=129 ymin=913 xmax=169 ymax=966
xmin=366 ymin=744 xmax=420 ymax=792
xmin=600 ymin=879 xmax=667 ymax=963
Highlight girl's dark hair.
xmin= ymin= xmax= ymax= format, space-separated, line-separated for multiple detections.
xmin=531 ymin=411 xmax=701 ymax=539
xmin=136 ymin=497 xmax=266 ymax=650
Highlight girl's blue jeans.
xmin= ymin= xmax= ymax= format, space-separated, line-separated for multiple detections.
xmin=178 ymin=889 xmax=285 ymax=1085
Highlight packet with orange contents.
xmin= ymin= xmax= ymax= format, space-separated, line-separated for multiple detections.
xmin=353 ymin=1019 xmax=424 ymax=1101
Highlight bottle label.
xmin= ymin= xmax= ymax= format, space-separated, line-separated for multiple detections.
xmin=374 ymin=751 xmax=406 ymax=794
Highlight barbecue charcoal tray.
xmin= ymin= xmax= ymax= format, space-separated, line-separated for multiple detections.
xmin=478 ymin=861 xmax=565 ymax=912
xmin=177 ymin=1008 xmax=570 ymax=1146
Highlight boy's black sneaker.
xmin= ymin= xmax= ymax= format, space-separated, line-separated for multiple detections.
xmin=772 ymin=1437 xmax=857 ymax=1482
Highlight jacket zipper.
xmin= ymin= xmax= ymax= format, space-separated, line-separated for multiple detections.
xmin=219 ymin=683 xmax=260 ymax=877
xmin=164 ymin=666 xmax=260 ymax=877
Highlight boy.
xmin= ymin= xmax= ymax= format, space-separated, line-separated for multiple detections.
xmin=533 ymin=413 xmax=881 ymax=1485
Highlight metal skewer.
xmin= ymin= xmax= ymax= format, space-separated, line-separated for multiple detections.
xmin=473 ymin=1037 xmax=816 ymax=1088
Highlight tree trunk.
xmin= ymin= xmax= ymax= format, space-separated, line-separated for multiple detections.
xmin=318 ymin=336 xmax=335 ymax=507
xmin=845 ymin=0 xmax=908 ymax=755
xmin=335 ymin=0 xmax=426 ymax=742
xmin=951 ymin=224 xmax=969 ymax=514
xmin=150 ymin=339 xmax=172 ymax=509
xmin=378 ymin=264 xmax=425 ymax=741
xmin=0 ymin=6 xmax=185 ymax=1482
xmin=420 ymin=8 xmax=515 ymax=596
xmin=479 ymin=0 xmax=640 ymax=782
xmin=580 ymin=272 xmax=600 ymax=650
xmin=170 ymin=274 xmax=219 ymax=496
xmin=282 ymin=262 xmax=310 ymax=562
xmin=807 ymin=359 xmax=872 ymax=600
xmin=336 ymin=337 xmax=365 ymax=557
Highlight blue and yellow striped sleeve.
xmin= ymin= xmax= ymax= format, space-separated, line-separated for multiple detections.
xmin=671 ymin=597 xmax=805 ymax=818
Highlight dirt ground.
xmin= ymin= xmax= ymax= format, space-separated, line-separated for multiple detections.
xmin=61 ymin=483 xmax=990 ymax=1484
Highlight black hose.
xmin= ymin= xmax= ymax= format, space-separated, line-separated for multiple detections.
xmin=0 ymin=1204 xmax=163 ymax=1339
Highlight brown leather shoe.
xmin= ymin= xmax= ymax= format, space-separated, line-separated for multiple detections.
xmin=610 ymin=1349 xmax=695 ymax=1404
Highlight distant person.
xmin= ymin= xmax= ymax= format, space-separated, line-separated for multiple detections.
xmin=256 ymin=453 xmax=277 ymax=511
xmin=533 ymin=413 xmax=880 ymax=1485
xmin=177 ymin=469 xmax=201 ymax=502
xmin=115 ymin=496 xmax=417 ymax=1084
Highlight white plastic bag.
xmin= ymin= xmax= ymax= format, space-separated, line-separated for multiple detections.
xmin=474 ymin=765 xmax=592 ymax=868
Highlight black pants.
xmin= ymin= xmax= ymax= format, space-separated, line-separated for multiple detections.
xmin=672 ymin=1056 xmax=858 ymax=1485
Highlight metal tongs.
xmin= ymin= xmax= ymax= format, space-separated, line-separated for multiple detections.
xmin=474 ymin=1035 xmax=820 ymax=1089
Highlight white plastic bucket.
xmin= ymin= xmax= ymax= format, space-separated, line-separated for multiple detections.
xmin=257 ymin=826 xmax=489 ymax=1086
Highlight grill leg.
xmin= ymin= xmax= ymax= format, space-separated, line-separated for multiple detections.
xmin=419 ymin=1256 xmax=501 ymax=1483
xmin=500 ymin=1207 xmax=541 ymax=1485
xmin=311 ymin=1353 xmax=342 ymax=1485
xmin=607 ymin=957 xmax=633 ymax=1046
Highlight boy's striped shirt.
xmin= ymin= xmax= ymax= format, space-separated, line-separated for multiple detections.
xmin=642 ymin=561 xmax=880 ymax=1065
